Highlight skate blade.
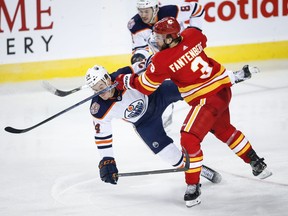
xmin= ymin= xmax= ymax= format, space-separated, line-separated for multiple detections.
xmin=258 ymin=168 xmax=273 ymax=179
xmin=185 ymin=197 xmax=201 ymax=208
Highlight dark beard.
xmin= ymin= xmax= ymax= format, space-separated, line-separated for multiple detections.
xmin=158 ymin=42 xmax=170 ymax=51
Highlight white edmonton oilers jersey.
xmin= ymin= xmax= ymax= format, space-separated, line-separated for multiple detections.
xmin=90 ymin=87 xmax=148 ymax=158
xmin=127 ymin=2 xmax=204 ymax=57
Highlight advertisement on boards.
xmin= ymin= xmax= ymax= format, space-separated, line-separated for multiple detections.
xmin=0 ymin=0 xmax=287 ymax=64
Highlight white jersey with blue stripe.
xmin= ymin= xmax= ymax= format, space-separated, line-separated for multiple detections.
xmin=127 ymin=3 xmax=205 ymax=58
xmin=90 ymin=67 xmax=149 ymax=158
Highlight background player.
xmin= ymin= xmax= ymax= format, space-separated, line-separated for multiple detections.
xmin=128 ymin=0 xmax=204 ymax=64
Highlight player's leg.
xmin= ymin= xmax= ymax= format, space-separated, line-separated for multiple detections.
xmin=135 ymin=116 xmax=184 ymax=168
xmin=162 ymin=104 xmax=174 ymax=128
xmin=211 ymin=88 xmax=272 ymax=179
xmin=156 ymin=80 xmax=183 ymax=128
xmin=180 ymin=97 xmax=222 ymax=207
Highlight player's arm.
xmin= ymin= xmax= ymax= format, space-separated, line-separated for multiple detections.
xmin=92 ymin=117 xmax=118 ymax=185
xmin=116 ymin=60 xmax=168 ymax=95
xmin=109 ymin=58 xmax=149 ymax=81
xmin=128 ymin=18 xmax=151 ymax=63
xmin=177 ymin=2 xmax=205 ymax=30
xmin=130 ymin=32 xmax=150 ymax=64
xmin=110 ymin=66 xmax=134 ymax=80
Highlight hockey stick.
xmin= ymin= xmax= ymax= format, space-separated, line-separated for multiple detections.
xmin=118 ymin=149 xmax=190 ymax=177
xmin=41 ymin=66 xmax=147 ymax=97
xmin=118 ymin=149 xmax=222 ymax=183
xmin=4 ymin=82 xmax=118 ymax=134
xmin=118 ymin=164 xmax=221 ymax=183
xmin=42 ymin=80 xmax=88 ymax=97
xmin=201 ymin=165 xmax=222 ymax=183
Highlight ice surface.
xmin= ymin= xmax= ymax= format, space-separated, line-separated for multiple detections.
xmin=0 ymin=60 xmax=288 ymax=216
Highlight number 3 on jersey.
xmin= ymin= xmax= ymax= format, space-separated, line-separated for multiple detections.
xmin=191 ymin=56 xmax=212 ymax=79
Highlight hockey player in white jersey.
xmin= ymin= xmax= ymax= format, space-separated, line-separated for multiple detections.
xmin=128 ymin=0 xmax=204 ymax=64
xmin=86 ymin=64 xmax=183 ymax=185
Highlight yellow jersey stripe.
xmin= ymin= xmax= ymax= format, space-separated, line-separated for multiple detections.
xmin=229 ymin=133 xmax=245 ymax=149
xmin=237 ymin=142 xmax=251 ymax=156
xmin=184 ymin=99 xmax=206 ymax=132
xmin=183 ymin=76 xmax=231 ymax=103
xmin=179 ymin=65 xmax=226 ymax=93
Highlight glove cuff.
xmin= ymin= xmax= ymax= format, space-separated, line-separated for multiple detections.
xmin=123 ymin=74 xmax=134 ymax=90
xmin=99 ymin=157 xmax=116 ymax=169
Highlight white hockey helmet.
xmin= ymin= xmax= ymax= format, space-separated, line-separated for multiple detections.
xmin=136 ymin=0 xmax=159 ymax=9
xmin=85 ymin=65 xmax=110 ymax=88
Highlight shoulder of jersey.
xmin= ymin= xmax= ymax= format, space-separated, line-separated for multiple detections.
xmin=182 ymin=27 xmax=202 ymax=38
xmin=89 ymin=66 xmax=132 ymax=119
xmin=127 ymin=5 xmax=178 ymax=34
xmin=127 ymin=14 xmax=149 ymax=33
xmin=90 ymin=96 xmax=115 ymax=119
xmin=157 ymin=5 xmax=178 ymax=20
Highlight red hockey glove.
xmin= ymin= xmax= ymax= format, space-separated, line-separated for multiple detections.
xmin=115 ymin=74 xmax=138 ymax=90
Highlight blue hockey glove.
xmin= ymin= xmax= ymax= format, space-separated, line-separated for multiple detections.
xmin=98 ymin=157 xmax=118 ymax=184
xmin=131 ymin=53 xmax=146 ymax=64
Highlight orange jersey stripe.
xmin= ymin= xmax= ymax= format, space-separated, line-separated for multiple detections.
xmin=95 ymin=139 xmax=113 ymax=145
xmin=193 ymin=5 xmax=203 ymax=17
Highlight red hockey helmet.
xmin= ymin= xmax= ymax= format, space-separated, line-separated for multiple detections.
xmin=153 ymin=17 xmax=181 ymax=39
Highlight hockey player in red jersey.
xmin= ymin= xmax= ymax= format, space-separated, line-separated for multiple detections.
xmin=116 ymin=17 xmax=272 ymax=207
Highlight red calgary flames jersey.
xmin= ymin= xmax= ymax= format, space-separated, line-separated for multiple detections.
xmin=133 ymin=27 xmax=232 ymax=105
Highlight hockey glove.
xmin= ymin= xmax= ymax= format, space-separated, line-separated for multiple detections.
xmin=115 ymin=73 xmax=138 ymax=91
xmin=131 ymin=53 xmax=146 ymax=64
xmin=132 ymin=59 xmax=146 ymax=74
xmin=98 ymin=157 xmax=118 ymax=185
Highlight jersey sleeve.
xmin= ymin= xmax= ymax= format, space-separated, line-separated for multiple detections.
xmin=176 ymin=2 xmax=205 ymax=30
xmin=110 ymin=66 xmax=134 ymax=81
xmin=131 ymin=32 xmax=150 ymax=53
xmin=90 ymin=97 xmax=115 ymax=159
xmin=92 ymin=116 xmax=114 ymax=159
xmin=127 ymin=15 xmax=151 ymax=59
xmin=132 ymin=57 xmax=169 ymax=95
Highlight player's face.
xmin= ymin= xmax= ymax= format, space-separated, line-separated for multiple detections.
xmin=138 ymin=8 xmax=154 ymax=24
xmin=92 ymin=80 xmax=113 ymax=100
xmin=153 ymin=33 xmax=167 ymax=51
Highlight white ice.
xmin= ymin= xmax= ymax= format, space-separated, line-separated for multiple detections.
xmin=0 ymin=60 xmax=288 ymax=216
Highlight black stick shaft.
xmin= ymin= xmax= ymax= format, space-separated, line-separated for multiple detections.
xmin=4 ymin=82 xmax=118 ymax=134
